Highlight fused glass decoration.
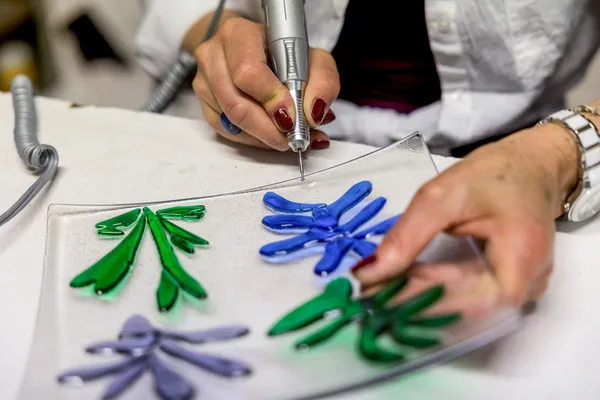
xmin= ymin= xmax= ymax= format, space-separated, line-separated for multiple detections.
xmin=268 ymin=277 xmax=461 ymax=362
xmin=20 ymin=134 xmax=522 ymax=400
xmin=259 ymin=180 xmax=400 ymax=278
xmin=58 ymin=315 xmax=251 ymax=400
xmin=69 ymin=205 xmax=209 ymax=313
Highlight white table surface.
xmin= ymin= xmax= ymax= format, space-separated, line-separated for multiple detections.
xmin=0 ymin=93 xmax=597 ymax=400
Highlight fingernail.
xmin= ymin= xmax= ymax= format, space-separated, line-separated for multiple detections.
xmin=351 ymin=254 xmax=377 ymax=273
xmin=320 ymin=110 xmax=336 ymax=125
xmin=311 ymin=98 xmax=327 ymax=124
xmin=273 ymin=108 xmax=294 ymax=132
xmin=310 ymin=138 xmax=330 ymax=150
xmin=220 ymin=113 xmax=241 ymax=135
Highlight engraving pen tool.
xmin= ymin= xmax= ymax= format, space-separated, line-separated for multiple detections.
xmin=262 ymin=0 xmax=310 ymax=180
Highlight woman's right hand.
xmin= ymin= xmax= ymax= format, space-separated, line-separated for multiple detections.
xmin=192 ymin=17 xmax=340 ymax=150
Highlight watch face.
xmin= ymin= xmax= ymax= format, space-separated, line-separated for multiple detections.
xmin=569 ymin=186 xmax=600 ymax=222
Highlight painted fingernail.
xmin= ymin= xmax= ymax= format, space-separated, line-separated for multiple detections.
xmin=273 ymin=108 xmax=294 ymax=132
xmin=320 ymin=110 xmax=336 ymax=125
xmin=310 ymin=138 xmax=330 ymax=150
xmin=220 ymin=113 xmax=241 ymax=135
xmin=311 ymin=98 xmax=327 ymax=124
xmin=351 ymin=254 xmax=377 ymax=273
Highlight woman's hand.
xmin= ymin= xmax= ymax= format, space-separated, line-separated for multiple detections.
xmin=189 ymin=16 xmax=339 ymax=150
xmin=352 ymin=123 xmax=580 ymax=306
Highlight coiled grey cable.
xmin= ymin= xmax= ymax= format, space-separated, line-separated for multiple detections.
xmin=0 ymin=75 xmax=59 ymax=227
xmin=140 ymin=0 xmax=228 ymax=113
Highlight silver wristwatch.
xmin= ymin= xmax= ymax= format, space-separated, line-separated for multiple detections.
xmin=538 ymin=107 xmax=600 ymax=222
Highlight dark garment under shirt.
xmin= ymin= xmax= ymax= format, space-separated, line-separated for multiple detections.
xmin=331 ymin=0 xmax=442 ymax=114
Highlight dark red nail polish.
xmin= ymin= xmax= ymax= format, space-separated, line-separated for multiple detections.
xmin=310 ymin=138 xmax=330 ymax=150
xmin=273 ymin=108 xmax=294 ymax=132
xmin=320 ymin=110 xmax=336 ymax=125
xmin=351 ymin=254 xmax=377 ymax=273
xmin=311 ymin=98 xmax=327 ymax=124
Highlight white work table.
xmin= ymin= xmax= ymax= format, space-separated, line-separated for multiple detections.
xmin=0 ymin=93 xmax=597 ymax=399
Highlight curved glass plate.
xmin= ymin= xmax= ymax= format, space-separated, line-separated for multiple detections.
xmin=18 ymin=133 xmax=521 ymax=400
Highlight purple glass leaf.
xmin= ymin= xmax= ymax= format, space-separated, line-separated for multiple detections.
xmin=161 ymin=325 xmax=249 ymax=344
xmin=102 ymin=358 xmax=148 ymax=400
xmin=337 ymin=197 xmax=386 ymax=234
xmin=322 ymin=181 xmax=372 ymax=223
xmin=353 ymin=215 xmax=401 ymax=239
xmin=119 ymin=315 xmax=154 ymax=339
xmin=57 ymin=357 xmax=141 ymax=385
xmin=160 ymin=340 xmax=252 ymax=378
xmin=261 ymin=215 xmax=315 ymax=232
xmin=259 ymin=229 xmax=335 ymax=257
xmin=86 ymin=335 xmax=154 ymax=356
xmin=351 ymin=239 xmax=378 ymax=258
xmin=314 ymin=238 xmax=355 ymax=277
xmin=149 ymin=355 xmax=194 ymax=400
xmin=263 ymin=192 xmax=325 ymax=213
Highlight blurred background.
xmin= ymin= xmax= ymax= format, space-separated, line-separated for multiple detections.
xmin=1 ymin=0 xmax=599 ymax=117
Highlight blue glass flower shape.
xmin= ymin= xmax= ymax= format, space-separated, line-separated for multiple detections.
xmin=57 ymin=315 xmax=252 ymax=400
xmin=259 ymin=181 xmax=401 ymax=277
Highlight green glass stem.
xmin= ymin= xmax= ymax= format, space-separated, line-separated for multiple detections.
xmin=390 ymin=285 xmax=445 ymax=321
xmin=157 ymin=205 xmax=206 ymax=221
xmin=95 ymin=209 xmax=141 ymax=236
xmin=144 ymin=208 xmax=207 ymax=305
xmin=391 ymin=325 xmax=441 ymax=349
xmin=268 ymin=278 xmax=354 ymax=336
xmin=294 ymin=301 xmax=363 ymax=350
xmin=407 ymin=313 xmax=462 ymax=328
xmin=358 ymin=314 xmax=405 ymax=362
xmin=370 ymin=277 xmax=408 ymax=308
xmin=70 ymin=214 xmax=146 ymax=294
xmin=159 ymin=216 xmax=209 ymax=254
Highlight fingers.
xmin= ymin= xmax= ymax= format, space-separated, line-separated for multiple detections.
xmin=193 ymin=72 xmax=221 ymax=113
xmin=221 ymin=19 xmax=296 ymax=132
xmin=303 ymin=48 xmax=340 ymax=126
xmin=200 ymin=101 xmax=271 ymax=149
xmin=353 ymin=174 xmax=469 ymax=286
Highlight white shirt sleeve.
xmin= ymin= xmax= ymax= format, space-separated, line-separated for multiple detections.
xmin=135 ymin=0 xmax=263 ymax=79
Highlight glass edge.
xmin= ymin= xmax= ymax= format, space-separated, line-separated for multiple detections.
xmin=292 ymin=310 xmax=523 ymax=400
xmin=45 ymin=132 xmax=426 ymax=213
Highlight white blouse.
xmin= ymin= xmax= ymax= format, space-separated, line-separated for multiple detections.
xmin=136 ymin=0 xmax=600 ymax=153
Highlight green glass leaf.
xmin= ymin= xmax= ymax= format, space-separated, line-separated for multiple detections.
xmin=294 ymin=301 xmax=363 ymax=350
xmin=370 ymin=277 xmax=408 ymax=308
xmin=157 ymin=270 xmax=180 ymax=312
xmin=70 ymin=214 xmax=146 ymax=293
xmin=144 ymin=208 xmax=207 ymax=300
xmin=268 ymin=278 xmax=354 ymax=336
xmin=391 ymin=285 xmax=445 ymax=321
xmin=157 ymin=205 xmax=206 ymax=221
xmin=358 ymin=315 xmax=404 ymax=363
xmin=407 ymin=313 xmax=462 ymax=328
xmin=391 ymin=325 xmax=441 ymax=349
xmin=159 ymin=216 xmax=210 ymax=253
xmin=171 ymin=236 xmax=195 ymax=254
xmin=95 ymin=209 xmax=141 ymax=236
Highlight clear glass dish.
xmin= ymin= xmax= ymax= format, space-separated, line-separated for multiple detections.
xmin=18 ymin=133 xmax=521 ymax=400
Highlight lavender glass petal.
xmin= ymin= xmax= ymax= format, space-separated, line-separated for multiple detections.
xmin=261 ymin=215 xmax=316 ymax=232
xmin=314 ymin=238 xmax=355 ymax=276
xmin=57 ymin=357 xmax=142 ymax=384
xmin=119 ymin=315 xmax=155 ymax=339
xmin=149 ymin=355 xmax=194 ymax=400
xmin=102 ymin=359 xmax=148 ymax=400
xmin=86 ymin=336 xmax=154 ymax=356
xmin=160 ymin=340 xmax=252 ymax=378
xmin=161 ymin=325 xmax=249 ymax=344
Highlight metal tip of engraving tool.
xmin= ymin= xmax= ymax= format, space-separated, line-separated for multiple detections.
xmin=298 ymin=150 xmax=305 ymax=181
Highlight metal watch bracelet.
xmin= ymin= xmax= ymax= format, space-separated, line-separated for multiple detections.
xmin=537 ymin=108 xmax=600 ymax=222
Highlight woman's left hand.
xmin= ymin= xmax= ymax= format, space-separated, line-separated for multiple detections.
xmin=352 ymin=123 xmax=580 ymax=307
